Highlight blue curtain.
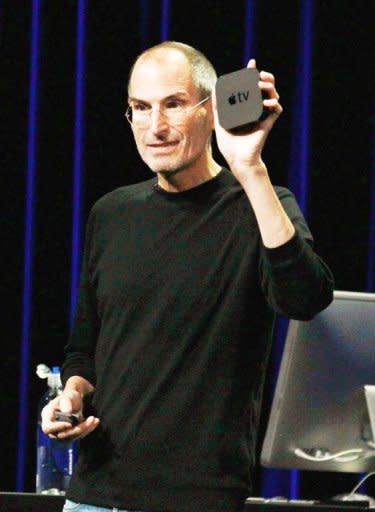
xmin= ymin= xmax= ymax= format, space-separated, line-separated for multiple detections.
xmin=17 ymin=0 xmax=41 ymax=491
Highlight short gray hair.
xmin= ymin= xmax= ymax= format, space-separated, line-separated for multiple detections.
xmin=128 ymin=41 xmax=217 ymax=100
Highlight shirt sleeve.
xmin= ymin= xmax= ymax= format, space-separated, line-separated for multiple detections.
xmin=61 ymin=208 xmax=99 ymax=387
xmin=259 ymin=187 xmax=334 ymax=320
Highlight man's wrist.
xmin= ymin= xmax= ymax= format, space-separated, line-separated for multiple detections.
xmin=230 ymin=160 xmax=268 ymax=182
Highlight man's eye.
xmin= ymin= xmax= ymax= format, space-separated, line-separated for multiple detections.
xmin=133 ymin=103 xmax=150 ymax=112
xmin=165 ymin=100 xmax=183 ymax=110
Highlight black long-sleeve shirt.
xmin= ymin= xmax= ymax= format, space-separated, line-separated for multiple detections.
xmin=62 ymin=168 xmax=334 ymax=512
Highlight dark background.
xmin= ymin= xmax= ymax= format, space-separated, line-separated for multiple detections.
xmin=2 ymin=0 xmax=374 ymax=502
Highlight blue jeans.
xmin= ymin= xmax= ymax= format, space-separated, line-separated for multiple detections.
xmin=63 ymin=499 xmax=145 ymax=512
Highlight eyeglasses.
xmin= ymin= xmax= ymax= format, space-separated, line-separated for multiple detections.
xmin=125 ymin=96 xmax=210 ymax=127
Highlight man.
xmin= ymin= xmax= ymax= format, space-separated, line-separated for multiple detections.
xmin=42 ymin=41 xmax=334 ymax=512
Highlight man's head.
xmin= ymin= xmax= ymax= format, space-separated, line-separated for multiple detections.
xmin=126 ymin=42 xmax=218 ymax=180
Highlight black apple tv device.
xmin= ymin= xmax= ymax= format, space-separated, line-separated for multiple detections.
xmin=215 ymin=67 xmax=264 ymax=130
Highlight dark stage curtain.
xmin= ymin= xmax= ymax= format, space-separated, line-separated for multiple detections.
xmin=2 ymin=0 xmax=374 ymax=500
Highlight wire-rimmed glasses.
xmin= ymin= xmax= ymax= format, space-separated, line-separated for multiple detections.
xmin=125 ymin=96 xmax=210 ymax=128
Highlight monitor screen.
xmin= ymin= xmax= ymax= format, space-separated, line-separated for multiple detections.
xmin=260 ymin=290 xmax=375 ymax=473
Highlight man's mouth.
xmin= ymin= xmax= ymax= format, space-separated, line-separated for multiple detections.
xmin=147 ymin=141 xmax=179 ymax=153
xmin=148 ymin=141 xmax=179 ymax=148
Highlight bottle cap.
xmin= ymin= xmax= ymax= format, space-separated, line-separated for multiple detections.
xmin=36 ymin=364 xmax=62 ymax=389
xmin=36 ymin=364 xmax=51 ymax=379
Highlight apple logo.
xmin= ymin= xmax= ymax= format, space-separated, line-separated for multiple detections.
xmin=228 ymin=93 xmax=236 ymax=106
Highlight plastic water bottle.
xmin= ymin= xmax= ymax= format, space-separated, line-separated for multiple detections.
xmin=36 ymin=364 xmax=78 ymax=495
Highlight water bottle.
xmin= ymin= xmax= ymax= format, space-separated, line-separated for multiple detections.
xmin=36 ymin=364 xmax=78 ymax=495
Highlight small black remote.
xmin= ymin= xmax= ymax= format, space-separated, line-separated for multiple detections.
xmin=55 ymin=411 xmax=80 ymax=426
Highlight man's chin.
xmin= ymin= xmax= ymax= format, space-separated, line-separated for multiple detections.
xmin=143 ymin=154 xmax=197 ymax=177
xmin=144 ymin=158 xmax=182 ymax=176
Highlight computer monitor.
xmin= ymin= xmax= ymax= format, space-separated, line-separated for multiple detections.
xmin=260 ymin=290 xmax=375 ymax=473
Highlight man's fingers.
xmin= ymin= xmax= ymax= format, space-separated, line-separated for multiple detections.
xmin=246 ymin=58 xmax=256 ymax=69
xmin=59 ymin=388 xmax=82 ymax=411
xmin=259 ymin=70 xmax=275 ymax=83
xmin=54 ymin=416 xmax=100 ymax=441
xmin=41 ymin=398 xmax=59 ymax=424
xmin=260 ymin=80 xmax=280 ymax=101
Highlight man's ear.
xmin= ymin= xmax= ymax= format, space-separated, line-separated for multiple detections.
xmin=206 ymin=97 xmax=215 ymax=130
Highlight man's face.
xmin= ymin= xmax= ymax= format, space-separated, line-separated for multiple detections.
xmin=128 ymin=50 xmax=213 ymax=177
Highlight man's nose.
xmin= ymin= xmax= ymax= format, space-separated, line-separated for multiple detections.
xmin=149 ymin=109 xmax=169 ymax=133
